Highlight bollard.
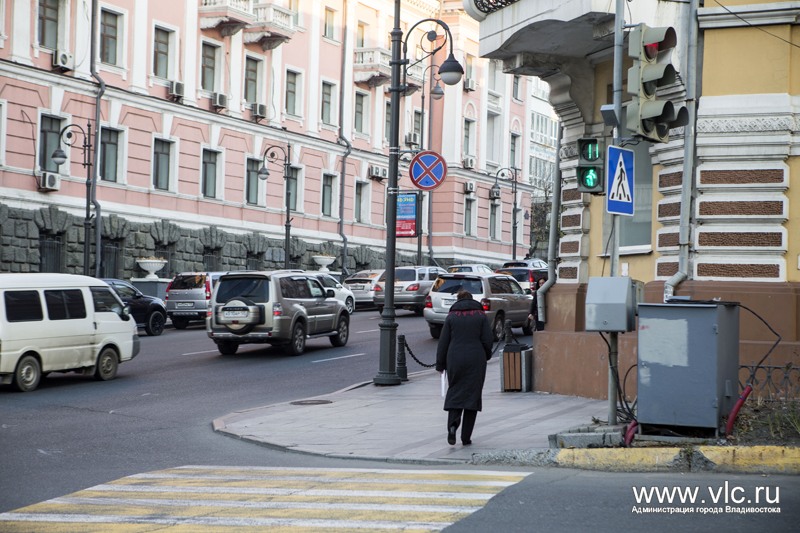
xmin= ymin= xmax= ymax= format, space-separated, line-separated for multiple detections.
xmin=396 ymin=334 xmax=408 ymax=381
xmin=504 ymin=319 xmax=513 ymax=344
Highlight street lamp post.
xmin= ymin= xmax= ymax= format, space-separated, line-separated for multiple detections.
xmin=415 ymin=62 xmax=444 ymax=265
xmin=258 ymin=143 xmax=292 ymax=269
xmin=51 ymin=122 xmax=94 ymax=276
xmin=374 ymin=5 xmax=463 ymax=386
xmin=491 ymin=167 xmax=520 ymax=261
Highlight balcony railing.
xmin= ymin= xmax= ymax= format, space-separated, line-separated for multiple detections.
xmin=200 ymin=0 xmax=252 ymax=13
xmin=472 ymin=0 xmax=520 ymax=15
xmin=253 ymin=3 xmax=294 ymax=30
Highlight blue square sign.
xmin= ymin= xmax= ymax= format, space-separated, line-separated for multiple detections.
xmin=606 ymin=146 xmax=635 ymax=217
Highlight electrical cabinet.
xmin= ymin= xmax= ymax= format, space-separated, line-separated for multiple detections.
xmin=637 ymin=302 xmax=740 ymax=430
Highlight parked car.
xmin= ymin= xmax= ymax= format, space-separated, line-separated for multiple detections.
xmin=207 ymin=270 xmax=350 ymax=356
xmin=102 ymin=278 xmax=167 ymax=336
xmin=447 ymin=264 xmax=494 ymax=273
xmin=373 ymin=266 xmax=447 ymax=315
xmin=494 ymin=267 xmax=549 ymax=293
xmin=0 ymin=274 xmax=139 ymax=392
xmin=308 ymin=272 xmax=356 ymax=314
xmin=165 ymin=272 xmax=228 ymax=329
xmin=343 ymin=270 xmax=384 ymax=309
xmin=424 ymin=272 xmax=533 ymax=340
xmin=502 ymin=258 xmax=548 ymax=269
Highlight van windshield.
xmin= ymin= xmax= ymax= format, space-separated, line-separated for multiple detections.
xmin=216 ymin=277 xmax=269 ymax=304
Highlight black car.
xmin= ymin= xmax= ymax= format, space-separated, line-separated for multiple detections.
xmin=102 ymin=278 xmax=167 ymax=336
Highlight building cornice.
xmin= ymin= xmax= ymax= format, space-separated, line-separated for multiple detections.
xmin=698 ymin=2 xmax=800 ymax=29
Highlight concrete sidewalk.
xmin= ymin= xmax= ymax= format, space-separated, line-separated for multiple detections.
xmin=213 ymin=358 xmax=800 ymax=474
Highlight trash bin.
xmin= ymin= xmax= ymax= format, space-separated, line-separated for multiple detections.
xmin=501 ymin=343 xmax=532 ymax=392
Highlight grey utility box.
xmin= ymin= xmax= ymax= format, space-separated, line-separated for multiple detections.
xmin=637 ymin=302 xmax=740 ymax=430
xmin=585 ymin=276 xmax=642 ymax=332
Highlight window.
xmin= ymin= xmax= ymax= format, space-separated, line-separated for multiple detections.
xmin=153 ymin=27 xmax=171 ymax=78
xmin=463 ymin=119 xmax=474 ymax=156
xmin=321 ymin=82 xmax=334 ymax=125
xmin=39 ymin=234 xmax=63 ymax=273
xmin=512 ymin=75 xmax=521 ymax=100
xmin=287 ymin=167 xmax=298 ymax=211
xmin=38 ymin=0 xmax=59 ymax=49
xmin=385 ymin=101 xmax=391 ymax=142
xmin=246 ymin=158 xmax=260 ymax=205
xmin=91 ymin=287 xmax=123 ymax=315
xmin=288 ymin=0 xmax=300 ymax=25
xmin=244 ymin=57 xmax=259 ymax=103
xmin=152 ymin=139 xmax=171 ymax=190
xmin=99 ymin=128 xmax=120 ymax=182
xmin=322 ymin=174 xmax=334 ymax=217
xmin=5 ymin=291 xmax=43 ymax=322
xmin=100 ymin=9 xmax=119 ymax=66
xmin=202 ymin=149 xmax=218 ymax=198
xmin=490 ymin=203 xmax=498 ymax=240
xmin=510 ymin=133 xmax=520 ymax=169
xmin=45 ymin=289 xmax=87 ymax=320
xmin=355 ymin=182 xmax=364 ymax=222
xmin=486 ymin=113 xmax=500 ymax=162
xmin=101 ymin=241 xmax=122 ymax=278
xmin=354 ymin=93 xmax=367 ymax=134
xmin=464 ymin=198 xmax=474 ymax=236
xmin=39 ymin=115 xmax=62 ymax=173
xmin=323 ymin=8 xmax=335 ymax=39
xmin=413 ymin=110 xmax=422 ymax=138
xmin=465 ymin=54 xmax=475 ymax=80
xmin=285 ymin=71 xmax=299 ymax=116
xmin=201 ymin=43 xmax=217 ymax=92
xmin=356 ymin=23 xmax=366 ymax=47
xmin=203 ymin=249 xmax=221 ymax=271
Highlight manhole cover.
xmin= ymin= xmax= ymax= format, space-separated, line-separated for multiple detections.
xmin=290 ymin=399 xmax=333 ymax=406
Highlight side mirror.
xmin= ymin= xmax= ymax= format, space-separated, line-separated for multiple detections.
xmin=122 ymin=305 xmax=132 ymax=321
xmin=326 ymin=289 xmax=335 ymax=298
xmin=524 ymin=288 xmax=532 ymax=295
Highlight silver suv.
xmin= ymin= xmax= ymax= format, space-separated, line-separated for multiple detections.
xmin=423 ymin=272 xmax=533 ymax=340
xmin=373 ymin=266 xmax=446 ymax=315
xmin=206 ymin=270 xmax=349 ymax=356
xmin=165 ymin=272 xmax=227 ymax=329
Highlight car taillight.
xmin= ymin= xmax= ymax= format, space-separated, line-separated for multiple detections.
xmin=480 ymin=298 xmax=491 ymax=311
xmin=425 ymin=295 xmax=432 ymax=308
xmin=406 ymin=283 xmax=420 ymax=292
xmin=374 ymin=284 xmax=383 ymax=292
xmin=529 ymin=271 xmax=535 ymax=284
xmin=205 ymin=279 xmax=212 ymax=299
xmin=273 ymin=303 xmax=283 ymax=317
xmin=164 ymin=281 xmax=172 ymax=300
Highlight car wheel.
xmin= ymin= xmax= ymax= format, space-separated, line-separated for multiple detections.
xmin=330 ymin=315 xmax=350 ymax=347
xmin=429 ymin=324 xmax=442 ymax=339
xmin=145 ymin=311 xmax=166 ymax=336
xmin=13 ymin=354 xmax=41 ymax=392
xmin=94 ymin=347 xmax=119 ymax=381
xmin=172 ymin=317 xmax=189 ymax=330
xmin=217 ymin=341 xmax=239 ymax=355
xmin=345 ymin=297 xmax=355 ymax=314
xmin=287 ymin=321 xmax=306 ymax=356
xmin=491 ymin=314 xmax=505 ymax=342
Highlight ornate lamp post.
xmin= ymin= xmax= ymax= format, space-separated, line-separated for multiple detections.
xmin=258 ymin=143 xmax=292 ymax=269
xmin=51 ymin=122 xmax=94 ymax=276
xmin=374 ymin=6 xmax=463 ymax=386
xmin=491 ymin=167 xmax=520 ymax=260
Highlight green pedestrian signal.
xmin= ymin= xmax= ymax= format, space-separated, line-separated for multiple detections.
xmin=576 ymin=138 xmax=604 ymax=194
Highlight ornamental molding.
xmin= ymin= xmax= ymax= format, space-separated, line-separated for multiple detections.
xmin=698 ymin=2 xmax=800 ymax=29
xmin=697 ymin=115 xmax=796 ymax=134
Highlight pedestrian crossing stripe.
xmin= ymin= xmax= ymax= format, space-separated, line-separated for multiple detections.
xmin=0 ymin=466 xmax=530 ymax=532
xmin=608 ymin=155 xmax=631 ymax=203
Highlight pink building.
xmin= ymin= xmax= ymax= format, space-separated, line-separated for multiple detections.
xmin=0 ymin=0 xmax=539 ymax=278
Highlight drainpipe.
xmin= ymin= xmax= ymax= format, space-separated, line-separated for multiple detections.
xmin=663 ymin=0 xmax=699 ymax=302
xmin=336 ymin=0 xmax=351 ymax=277
xmin=90 ymin=0 xmax=105 ymax=277
xmin=537 ymin=123 xmax=563 ymax=323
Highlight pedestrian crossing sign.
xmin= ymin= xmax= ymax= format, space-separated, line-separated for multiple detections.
xmin=606 ymin=145 xmax=635 ymax=216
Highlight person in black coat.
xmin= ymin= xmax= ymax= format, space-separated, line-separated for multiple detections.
xmin=435 ymin=290 xmax=493 ymax=446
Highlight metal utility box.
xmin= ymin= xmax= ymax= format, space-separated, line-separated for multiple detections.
xmin=500 ymin=343 xmax=533 ymax=392
xmin=585 ymin=277 xmax=642 ymax=332
xmin=637 ymin=302 xmax=740 ymax=430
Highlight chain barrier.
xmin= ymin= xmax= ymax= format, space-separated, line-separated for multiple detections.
xmin=400 ymin=336 xmax=508 ymax=369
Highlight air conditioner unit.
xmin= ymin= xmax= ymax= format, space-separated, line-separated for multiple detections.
xmin=462 ymin=156 xmax=476 ymax=169
xmin=464 ymin=181 xmax=476 ymax=194
xmin=251 ymin=102 xmax=267 ymax=119
xmin=39 ymin=172 xmax=61 ymax=192
xmin=212 ymin=92 xmax=228 ymax=109
xmin=168 ymin=80 xmax=185 ymax=99
xmin=489 ymin=187 xmax=502 ymax=200
xmin=52 ymin=50 xmax=74 ymax=71
xmin=369 ymin=164 xmax=387 ymax=180
xmin=404 ymin=132 xmax=420 ymax=146
xmin=463 ymin=78 xmax=477 ymax=92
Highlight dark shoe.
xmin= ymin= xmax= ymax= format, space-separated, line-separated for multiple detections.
xmin=462 ymin=439 xmax=472 ymax=446
xmin=447 ymin=425 xmax=457 ymax=445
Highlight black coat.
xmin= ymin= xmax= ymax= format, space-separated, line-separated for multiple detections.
xmin=435 ymin=298 xmax=493 ymax=411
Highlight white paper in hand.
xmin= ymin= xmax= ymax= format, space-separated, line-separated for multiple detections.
xmin=441 ymin=371 xmax=447 ymax=398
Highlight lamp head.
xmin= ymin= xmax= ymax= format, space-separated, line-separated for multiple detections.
xmin=51 ymin=148 xmax=67 ymax=166
xmin=258 ymin=165 xmax=269 ymax=180
xmin=431 ymin=82 xmax=444 ymax=100
xmin=437 ymin=53 xmax=464 ymax=86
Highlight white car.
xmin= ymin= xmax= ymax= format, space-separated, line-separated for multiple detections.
xmin=310 ymin=272 xmax=356 ymax=314
xmin=447 ymin=264 xmax=494 ymax=273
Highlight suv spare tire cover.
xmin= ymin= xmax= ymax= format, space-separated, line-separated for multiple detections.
xmin=220 ymin=298 xmax=260 ymax=335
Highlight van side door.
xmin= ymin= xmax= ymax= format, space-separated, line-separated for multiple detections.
xmin=90 ymin=286 xmax=136 ymax=362
xmin=306 ymin=277 xmax=336 ymax=333
xmin=42 ymin=288 xmax=94 ymax=370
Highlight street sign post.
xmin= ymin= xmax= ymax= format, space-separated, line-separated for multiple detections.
xmin=409 ymin=150 xmax=447 ymax=191
xmin=606 ymin=145 xmax=635 ymax=216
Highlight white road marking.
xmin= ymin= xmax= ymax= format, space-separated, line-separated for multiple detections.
xmin=312 ymin=353 xmax=367 ymax=363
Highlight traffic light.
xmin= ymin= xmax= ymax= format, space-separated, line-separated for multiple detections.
xmin=626 ymin=23 xmax=688 ymax=143
xmin=576 ymin=137 xmax=604 ymax=194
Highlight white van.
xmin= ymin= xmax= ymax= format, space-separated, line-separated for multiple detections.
xmin=0 ymin=274 xmax=140 ymax=392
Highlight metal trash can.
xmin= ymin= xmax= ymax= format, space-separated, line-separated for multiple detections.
xmin=501 ymin=343 xmax=532 ymax=392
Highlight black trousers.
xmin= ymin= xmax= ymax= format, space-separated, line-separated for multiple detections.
xmin=447 ymin=409 xmax=478 ymax=442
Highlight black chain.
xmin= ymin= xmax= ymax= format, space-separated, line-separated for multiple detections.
xmin=401 ymin=337 xmax=507 ymax=368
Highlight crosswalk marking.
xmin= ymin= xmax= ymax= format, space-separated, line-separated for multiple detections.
xmin=0 ymin=466 xmax=529 ymax=532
